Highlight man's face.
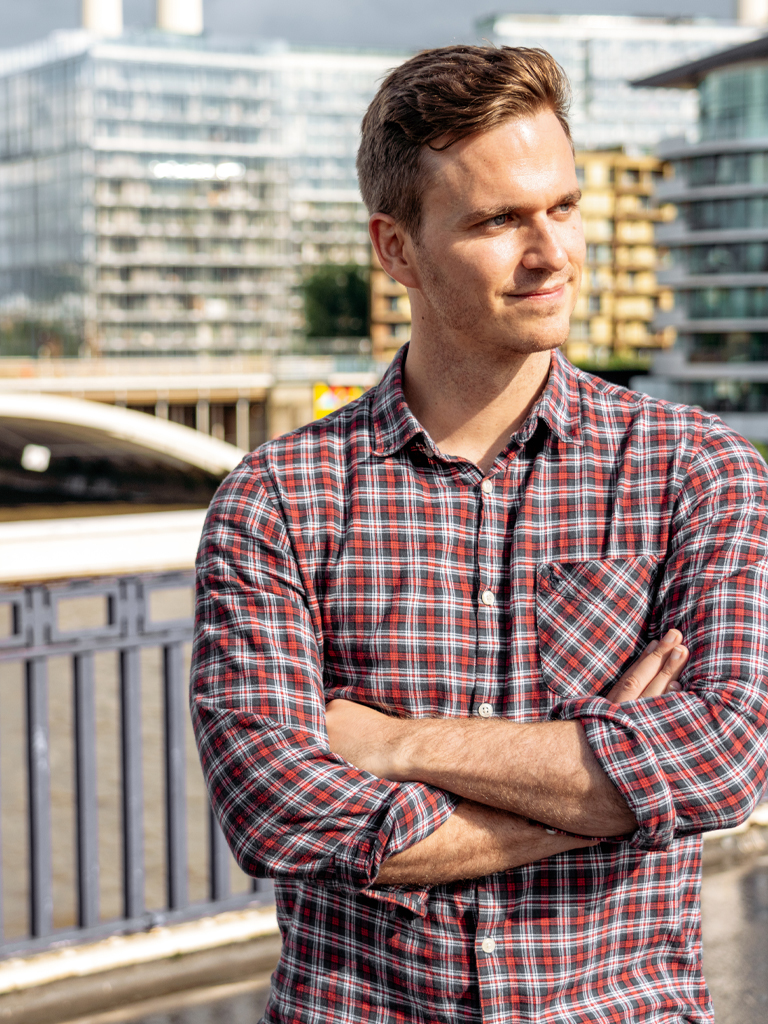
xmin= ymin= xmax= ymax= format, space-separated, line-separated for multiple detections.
xmin=408 ymin=108 xmax=585 ymax=356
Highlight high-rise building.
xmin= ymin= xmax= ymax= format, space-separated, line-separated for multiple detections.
xmin=568 ymin=150 xmax=677 ymax=366
xmin=480 ymin=13 xmax=758 ymax=152
xmin=0 ymin=31 xmax=293 ymax=358
xmin=633 ymin=34 xmax=768 ymax=443
xmin=0 ymin=2 xmax=404 ymax=358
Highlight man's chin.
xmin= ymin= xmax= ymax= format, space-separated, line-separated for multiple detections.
xmin=496 ymin=317 xmax=571 ymax=355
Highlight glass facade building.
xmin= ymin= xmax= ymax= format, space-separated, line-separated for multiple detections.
xmin=634 ymin=35 xmax=768 ymax=440
xmin=0 ymin=31 xmax=402 ymax=357
xmin=482 ymin=15 xmax=758 ymax=152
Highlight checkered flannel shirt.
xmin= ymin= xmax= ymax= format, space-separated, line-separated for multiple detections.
xmin=191 ymin=345 xmax=768 ymax=1024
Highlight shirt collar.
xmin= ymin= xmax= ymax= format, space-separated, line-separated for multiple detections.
xmin=515 ymin=346 xmax=583 ymax=447
xmin=370 ymin=345 xmax=428 ymax=457
xmin=371 ymin=343 xmax=582 ymax=459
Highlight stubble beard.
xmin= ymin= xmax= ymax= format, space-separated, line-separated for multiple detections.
xmin=414 ymin=242 xmax=574 ymax=360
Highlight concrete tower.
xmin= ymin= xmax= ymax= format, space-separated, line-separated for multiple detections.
xmin=738 ymin=0 xmax=768 ymax=26
xmin=82 ymin=0 xmax=123 ymax=37
xmin=157 ymin=0 xmax=204 ymax=35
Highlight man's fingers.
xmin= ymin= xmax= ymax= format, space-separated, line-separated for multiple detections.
xmin=636 ymin=645 xmax=689 ymax=698
xmin=607 ymin=630 xmax=685 ymax=703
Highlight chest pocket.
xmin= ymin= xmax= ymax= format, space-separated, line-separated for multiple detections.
xmin=536 ymin=555 xmax=660 ymax=699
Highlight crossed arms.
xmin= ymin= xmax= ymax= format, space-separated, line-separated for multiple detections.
xmin=326 ymin=632 xmax=688 ymax=885
xmin=191 ymin=426 xmax=768 ymax=893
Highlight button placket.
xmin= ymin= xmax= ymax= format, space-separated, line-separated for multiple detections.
xmin=476 ymin=889 xmax=505 ymax=1016
xmin=476 ymin=469 xmax=505 ymax=733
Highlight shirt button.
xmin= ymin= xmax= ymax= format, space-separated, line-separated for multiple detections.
xmin=481 ymin=937 xmax=496 ymax=954
xmin=481 ymin=479 xmax=493 ymax=494
xmin=478 ymin=703 xmax=494 ymax=718
xmin=481 ymin=590 xmax=495 ymax=606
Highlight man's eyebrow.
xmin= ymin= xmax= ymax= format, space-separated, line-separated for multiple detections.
xmin=457 ymin=189 xmax=583 ymax=228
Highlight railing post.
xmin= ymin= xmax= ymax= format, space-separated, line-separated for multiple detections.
xmin=0 ymin=682 xmax=3 ymax=943
xmin=163 ymin=642 xmax=188 ymax=910
xmin=254 ymin=878 xmax=275 ymax=900
xmin=209 ymin=806 xmax=231 ymax=901
xmin=26 ymin=657 xmax=53 ymax=937
xmin=120 ymin=647 xmax=145 ymax=920
xmin=74 ymin=652 xmax=100 ymax=928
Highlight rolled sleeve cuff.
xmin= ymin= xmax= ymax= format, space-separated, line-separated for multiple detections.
xmin=335 ymin=781 xmax=459 ymax=915
xmin=550 ymin=696 xmax=676 ymax=851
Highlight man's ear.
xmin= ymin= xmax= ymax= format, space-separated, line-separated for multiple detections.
xmin=369 ymin=213 xmax=419 ymax=290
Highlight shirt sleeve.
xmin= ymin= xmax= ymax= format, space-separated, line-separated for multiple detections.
xmin=551 ymin=421 xmax=768 ymax=852
xmin=189 ymin=457 xmax=459 ymax=893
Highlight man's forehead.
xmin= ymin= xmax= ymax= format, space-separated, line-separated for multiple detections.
xmin=422 ymin=111 xmax=572 ymax=173
xmin=419 ymin=112 xmax=577 ymax=209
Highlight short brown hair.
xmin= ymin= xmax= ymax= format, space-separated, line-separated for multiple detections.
xmin=357 ymin=45 xmax=572 ymax=237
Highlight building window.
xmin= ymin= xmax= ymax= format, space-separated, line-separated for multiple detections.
xmin=587 ymin=243 xmax=612 ymax=264
xmin=688 ymin=286 xmax=768 ymax=319
xmin=687 ymin=242 xmax=768 ymax=275
xmin=690 ymin=332 xmax=768 ymax=363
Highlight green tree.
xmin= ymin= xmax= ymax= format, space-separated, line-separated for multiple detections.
xmin=0 ymin=318 xmax=81 ymax=357
xmin=302 ymin=265 xmax=369 ymax=337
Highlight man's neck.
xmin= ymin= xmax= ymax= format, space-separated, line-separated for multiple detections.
xmin=402 ymin=336 xmax=553 ymax=475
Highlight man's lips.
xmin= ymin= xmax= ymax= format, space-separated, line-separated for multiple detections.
xmin=508 ymin=283 xmax=568 ymax=299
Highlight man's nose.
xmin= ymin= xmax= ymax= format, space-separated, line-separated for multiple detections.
xmin=520 ymin=220 xmax=568 ymax=273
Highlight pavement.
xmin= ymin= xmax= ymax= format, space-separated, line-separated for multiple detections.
xmin=0 ymin=932 xmax=281 ymax=1024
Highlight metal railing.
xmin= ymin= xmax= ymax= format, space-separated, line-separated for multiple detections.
xmin=0 ymin=570 xmax=271 ymax=959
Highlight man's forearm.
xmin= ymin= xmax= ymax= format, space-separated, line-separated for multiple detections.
xmin=385 ymin=718 xmax=635 ymax=836
xmin=375 ymin=799 xmax=599 ymax=885
xmin=328 ymin=632 xmax=689 ymax=838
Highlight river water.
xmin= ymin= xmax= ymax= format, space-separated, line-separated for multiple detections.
xmin=120 ymin=854 xmax=768 ymax=1024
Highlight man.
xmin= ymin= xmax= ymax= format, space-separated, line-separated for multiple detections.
xmin=191 ymin=46 xmax=768 ymax=1023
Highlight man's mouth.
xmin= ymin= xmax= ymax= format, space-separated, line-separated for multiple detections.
xmin=505 ymin=280 xmax=573 ymax=299
xmin=509 ymin=282 xmax=569 ymax=300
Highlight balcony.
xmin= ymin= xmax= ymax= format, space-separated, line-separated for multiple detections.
xmin=655 ymin=223 xmax=768 ymax=246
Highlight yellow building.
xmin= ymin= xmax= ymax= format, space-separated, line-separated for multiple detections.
xmin=370 ymin=149 xmax=677 ymax=367
xmin=568 ymin=150 xmax=677 ymax=365
xmin=369 ymin=249 xmax=411 ymax=363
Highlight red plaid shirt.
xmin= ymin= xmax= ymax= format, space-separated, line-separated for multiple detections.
xmin=191 ymin=346 xmax=768 ymax=1023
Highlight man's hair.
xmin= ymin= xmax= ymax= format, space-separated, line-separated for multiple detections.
xmin=357 ymin=45 xmax=572 ymax=238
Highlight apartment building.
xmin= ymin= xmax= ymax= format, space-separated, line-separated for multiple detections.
xmin=369 ymin=250 xmax=409 ymax=364
xmin=633 ymin=31 xmax=768 ymax=442
xmin=568 ymin=150 xmax=677 ymax=365
xmin=0 ymin=0 xmax=403 ymax=359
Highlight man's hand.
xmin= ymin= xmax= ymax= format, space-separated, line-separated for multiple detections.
xmin=605 ymin=628 xmax=688 ymax=703
xmin=326 ymin=630 xmax=690 ymax=779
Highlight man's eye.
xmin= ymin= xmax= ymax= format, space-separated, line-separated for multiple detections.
xmin=488 ymin=214 xmax=508 ymax=227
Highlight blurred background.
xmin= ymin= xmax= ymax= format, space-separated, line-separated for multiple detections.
xmin=1 ymin=3 xmax=768 ymax=1024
